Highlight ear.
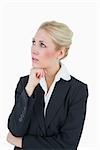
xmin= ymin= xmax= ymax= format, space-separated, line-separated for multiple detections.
xmin=57 ymin=47 xmax=67 ymax=60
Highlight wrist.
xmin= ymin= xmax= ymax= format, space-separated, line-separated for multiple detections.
xmin=25 ymin=84 xmax=35 ymax=97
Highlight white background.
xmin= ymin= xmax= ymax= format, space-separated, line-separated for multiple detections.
xmin=0 ymin=1 xmax=100 ymax=150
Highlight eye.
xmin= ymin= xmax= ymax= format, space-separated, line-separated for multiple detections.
xmin=32 ymin=40 xmax=35 ymax=45
xmin=40 ymin=42 xmax=47 ymax=48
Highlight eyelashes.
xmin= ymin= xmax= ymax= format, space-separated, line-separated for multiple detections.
xmin=32 ymin=40 xmax=47 ymax=48
xmin=32 ymin=40 xmax=35 ymax=45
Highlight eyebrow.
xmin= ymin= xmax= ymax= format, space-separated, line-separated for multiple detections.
xmin=32 ymin=38 xmax=46 ymax=43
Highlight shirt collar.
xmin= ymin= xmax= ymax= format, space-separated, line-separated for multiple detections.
xmin=54 ymin=61 xmax=71 ymax=82
xmin=39 ymin=61 xmax=71 ymax=94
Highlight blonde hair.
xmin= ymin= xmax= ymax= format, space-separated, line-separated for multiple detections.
xmin=38 ymin=20 xmax=73 ymax=59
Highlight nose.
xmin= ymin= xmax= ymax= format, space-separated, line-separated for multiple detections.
xmin=31 ymin=46 xmax=39 ymax=55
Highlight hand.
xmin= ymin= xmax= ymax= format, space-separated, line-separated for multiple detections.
xmin=7 ymin=132 xmax=22 ymax=148
xmin=25 ymin=67 xmax=46 ymax=97
xmin=28 ymin=67 xmax=45 ymax=87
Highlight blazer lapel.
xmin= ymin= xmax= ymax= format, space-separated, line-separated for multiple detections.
xmin=34 ymin=78 xmax=71 ymax=133
xmin=34 ymin=84 xmax=46 ymax=135
xmin=44 ymin=79 xmax=71 ymax=129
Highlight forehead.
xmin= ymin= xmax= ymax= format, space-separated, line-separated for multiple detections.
xmin=34 ymin=29 xmax=53 ymax=43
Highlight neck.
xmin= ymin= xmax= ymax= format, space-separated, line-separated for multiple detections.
xmin=44 ymin=61 xmax=61 ymax=81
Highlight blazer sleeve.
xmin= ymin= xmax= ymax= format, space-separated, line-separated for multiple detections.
xmin=22 ymin=83 xmax=89 ymax=150
xmin=7 ymin=77 xmax=36 ymax=137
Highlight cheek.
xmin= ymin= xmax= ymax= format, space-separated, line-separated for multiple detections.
xmin=44 ymin=51 xmax=56 ymax=58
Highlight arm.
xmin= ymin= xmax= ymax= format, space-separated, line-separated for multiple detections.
xmin=7 ymin=77 xmax=36 ymax=137
xmin=21 ymin=84 xmax=88 ymax=150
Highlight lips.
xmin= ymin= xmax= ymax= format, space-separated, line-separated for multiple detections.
xmin=32 ymin=57 xmax=39 ymax=61
xmin=32 ymin=57 xmax=39 ymax=64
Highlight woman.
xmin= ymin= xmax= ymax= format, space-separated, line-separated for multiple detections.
xmin=7 ymin=20 xmax=89 ymax=150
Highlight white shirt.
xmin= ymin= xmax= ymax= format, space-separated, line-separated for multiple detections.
xmin=39 ymin=61 xmax=71 ymax=117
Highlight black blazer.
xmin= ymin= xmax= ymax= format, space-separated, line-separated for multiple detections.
xmin=7 ymin=75 xmax=89 ymax=150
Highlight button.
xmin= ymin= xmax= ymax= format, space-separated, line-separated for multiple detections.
xmin=19 ymin=117 xmax=23 ymax=122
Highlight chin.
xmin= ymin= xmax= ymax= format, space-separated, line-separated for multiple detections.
xmin=32 ymin=62 xmax=48 ymax=69
xmin=32 ymin=63 xmax=42 ymax=68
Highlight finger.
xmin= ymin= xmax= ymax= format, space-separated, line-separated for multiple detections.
xmin=43 ymin=69 xmax=47 ymax=74
xmin=36 ymin=72 xmax=41 ymax=77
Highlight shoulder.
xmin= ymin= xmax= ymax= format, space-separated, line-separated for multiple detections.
xmin=70 ymin=75 xmax=88 ymax=88
xmin=68 ymin=75 xmax=88 ymax=99
xmin=62 ymin=75 xmax=89 ymax=105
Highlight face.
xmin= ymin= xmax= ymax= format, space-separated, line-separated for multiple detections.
xmin=31 ymin=29 xmax=60 ymax=69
